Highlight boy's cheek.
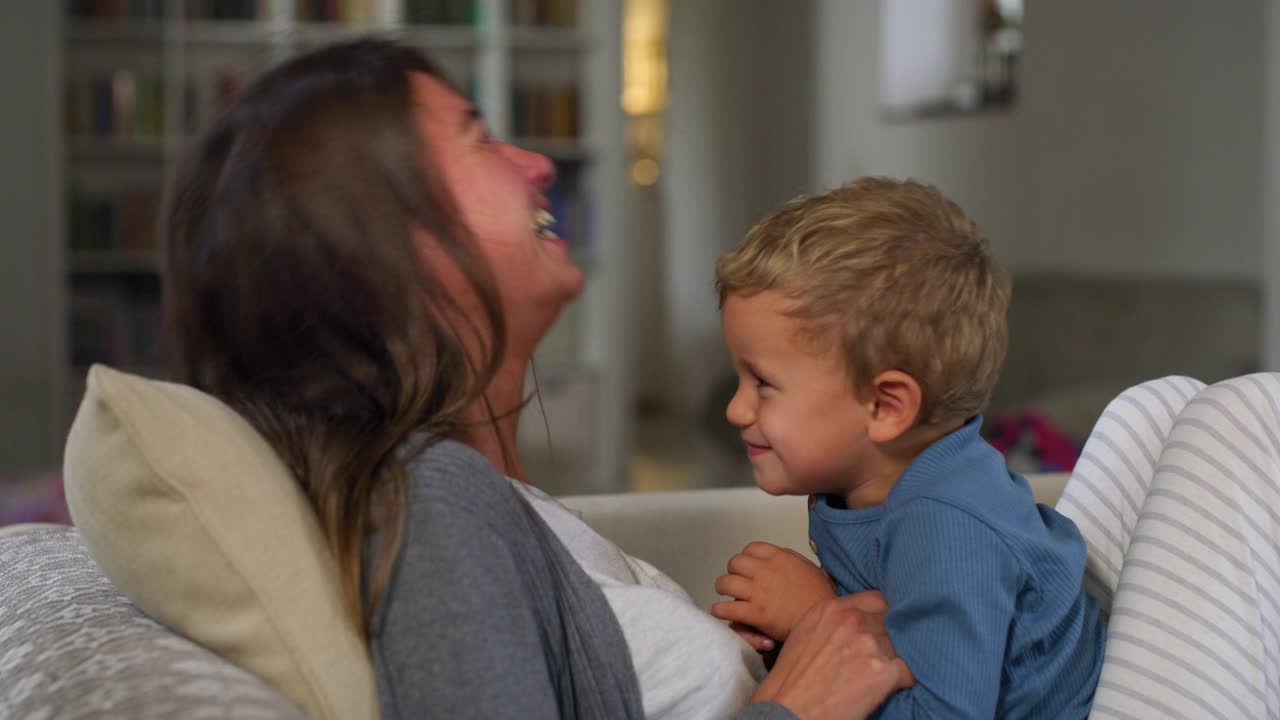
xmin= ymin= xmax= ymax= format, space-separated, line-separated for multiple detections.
xmin=751 ymin=458 xmax=803 ymax=496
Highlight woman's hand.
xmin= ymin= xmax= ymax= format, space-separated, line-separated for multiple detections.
xmin=712 ymin=542 xmax=837 ymax=645
xmin=751 ymin=591 xmax=914 ymax=720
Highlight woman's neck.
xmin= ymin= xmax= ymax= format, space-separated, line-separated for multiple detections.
xmin=465 ymin=351 xmax=530 ymax=482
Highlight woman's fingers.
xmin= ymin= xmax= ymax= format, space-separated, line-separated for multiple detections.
xmin=889 ymin=656 xmax=915 ymax=688
xmin=754 ymin=596 xmax=915 ymax=720
xmin=848 ymin=608 xmax=887 ymax=636
xmin=832 ymin=589 xmax=889 ymax=614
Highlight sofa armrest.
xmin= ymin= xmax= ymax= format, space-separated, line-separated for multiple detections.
xmin=559 ymin=473 xmax=1069 ymax=611
xmin=0 ymin=526 xmax=303 ymax=719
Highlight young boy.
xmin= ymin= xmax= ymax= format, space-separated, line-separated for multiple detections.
xmin=710 ymin=178 xmax=1105 ymax=718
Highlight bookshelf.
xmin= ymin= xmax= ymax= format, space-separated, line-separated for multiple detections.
xmin=60 ymin=0 xmax=630 ymax=490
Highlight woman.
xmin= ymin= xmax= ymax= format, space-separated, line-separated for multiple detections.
xmin=161 ymin=39 xmax=911 ymax=719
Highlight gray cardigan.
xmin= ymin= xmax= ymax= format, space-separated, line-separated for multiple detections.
xmin=367 ymin=439 xmax=796 ymax=719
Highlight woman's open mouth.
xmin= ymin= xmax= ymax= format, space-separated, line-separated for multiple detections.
xmin=533 ymin=208 xmax=570 ymax=254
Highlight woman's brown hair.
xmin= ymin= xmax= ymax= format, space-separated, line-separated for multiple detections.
xmin=161 ymin=39 xmax=505 ymax=640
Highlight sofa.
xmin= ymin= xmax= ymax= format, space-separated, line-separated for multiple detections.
xmin=0 ymin=486 xmax=1069 ymax=718
xmin=0 ymin=365 xmax=1069 ymax=717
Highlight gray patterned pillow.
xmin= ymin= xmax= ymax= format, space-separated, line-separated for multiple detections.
xmin=0 ymin=525 xmax=304 ymax=719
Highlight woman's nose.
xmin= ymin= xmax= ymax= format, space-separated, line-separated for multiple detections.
xmin=505 ymin=143 xmax=556 ymax=191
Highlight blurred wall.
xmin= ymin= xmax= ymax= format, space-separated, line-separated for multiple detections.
xmin=0 ymin=2 xmax=62 ymax=474
xmin=657 ymin=0 xmax=815 ymax=416
xmin=814 ymin=0 xmax=1264 ymax=279
xmin=643 ymin=0 xmax=1269 ymax=443
xmin=1266 ymin=0 xmax=1280 ymax=371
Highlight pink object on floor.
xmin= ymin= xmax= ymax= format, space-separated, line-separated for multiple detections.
xmin=987 ymin=411 xmax=1082 ymax=473
xmin=0 ymin=473 xmax=72 ymax=526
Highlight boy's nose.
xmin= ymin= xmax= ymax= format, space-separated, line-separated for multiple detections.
xmin=725 ymin=387 xmax=754 ymax=428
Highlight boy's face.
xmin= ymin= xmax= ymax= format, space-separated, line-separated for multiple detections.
xmin=720 ymin=290 xmax=875 ymax=498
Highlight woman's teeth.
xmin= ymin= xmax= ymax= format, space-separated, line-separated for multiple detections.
xmin=533 ymin=209 xmax=556 ymax=239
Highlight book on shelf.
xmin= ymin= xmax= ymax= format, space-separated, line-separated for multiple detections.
xmin=69 ymin=292 xmax=161 ymax=370
xmin=509 ymin=0 xmax=575 ymax=28
xmin=70 ymin=0 xmax=266 ymax=22
xmin=404 ymin=0 xmax=478 ymax=25
xmin=511 ymin=85 xmax=579 ymax=139
xmin=296 ymin=0 xmax=386 ymax=24
xmin=65 ymin=71 xmax=169 ymax=141
xmin=68 ymin=0 xmax=569 ymax=27
xmin=66 ymin=68 xmax=254 ymax=145
xmin=186 ymin=0 xmax=265 ymax=20
xmin=68 ymin=0 xmax=166 ymax=21
xmin=68 ymin=186 xmax=161 ymax=256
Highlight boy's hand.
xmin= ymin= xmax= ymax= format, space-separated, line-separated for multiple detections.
xmin=711 ymin=541 xmax=836 ymax=643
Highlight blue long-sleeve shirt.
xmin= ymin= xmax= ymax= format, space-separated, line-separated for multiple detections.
xmin=809 ymin=417 xmax=1105 ymax=719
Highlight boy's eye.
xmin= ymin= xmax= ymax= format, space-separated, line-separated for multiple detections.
xmin=752 ymin=373 xmax=771 ymax=389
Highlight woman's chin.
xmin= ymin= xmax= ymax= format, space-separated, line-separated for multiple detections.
xmin=510 ymin=270 xmax=584 ymax=336
xmin=560 ymin=265 xmax=586 ymax=300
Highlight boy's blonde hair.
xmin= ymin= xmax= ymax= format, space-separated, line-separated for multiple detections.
xmin=716 ymin=177 xmax=1011 ymax=426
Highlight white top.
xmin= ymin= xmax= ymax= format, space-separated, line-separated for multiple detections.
xmin=510 ymin=479 xmax=766 ymax=720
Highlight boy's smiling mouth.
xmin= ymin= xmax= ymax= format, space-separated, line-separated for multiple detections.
xmin=744 ymin=440 xmax=771 ymax=457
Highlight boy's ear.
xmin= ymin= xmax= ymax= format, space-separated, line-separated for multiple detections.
xmin=866 ymin=370 xmax=922 ymax=443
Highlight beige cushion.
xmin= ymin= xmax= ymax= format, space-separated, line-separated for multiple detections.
xmin=63 ymin=364 xmax=379 ymax=720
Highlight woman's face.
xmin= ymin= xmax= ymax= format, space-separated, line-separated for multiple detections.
xmin=410 ymin=72 xmax=584 ymax=347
